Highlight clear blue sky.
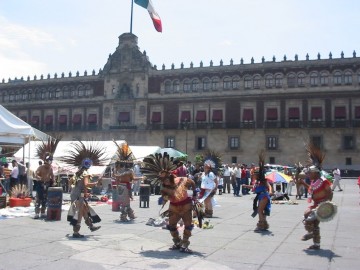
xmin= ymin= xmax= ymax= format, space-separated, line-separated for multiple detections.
xmin=0 ymin=0 xmax=359 ymax=80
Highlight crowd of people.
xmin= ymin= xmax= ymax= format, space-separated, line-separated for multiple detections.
xmin=0 ymin=141 xmax=347 ymax=252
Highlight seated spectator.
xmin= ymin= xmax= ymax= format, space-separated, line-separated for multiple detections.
xmin=272 ymin=185 xmax=290 ymax=201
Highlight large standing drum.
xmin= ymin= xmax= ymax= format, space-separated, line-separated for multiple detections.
xmin=47 ymin=187 xmax=63 ymax=220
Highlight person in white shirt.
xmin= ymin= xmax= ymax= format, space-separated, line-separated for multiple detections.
xmin=222 ymin=164 xmax=231 ymax=194
xmin=331 ymin=168 xmax=343 ymax=191
xmin=10 ymin=160 xmax=19 ymax=192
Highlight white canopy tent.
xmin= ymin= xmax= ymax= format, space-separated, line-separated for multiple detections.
xmin=14 ymin=140 xmax=128 ymax=174
xmin=0 ymin=105 xmax=49 ymax=145
xmin=14 ymin=139 xmax=163 ymax=175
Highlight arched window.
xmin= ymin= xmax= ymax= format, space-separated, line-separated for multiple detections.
xmin=310 ymin=72 xmax=318 ymax=87
xmin=9 ymin=92 xmax=15 ymax=102
xmin=28 ymin=90 xmax=33 ymax=101
xmin=297 ymin=73 xmax=306 ymax=87
xmin=164 ymin=80 xmax=172 ymax=93
xmin=253 ymin=75 xmax=261 ymax=89
xmin=232 ymin=76 xmax=240 ymax=89
xmin=333 ymin=71 xmax=342 ymax=85
xmin=183 ymin=79 xmax=191 ymax=92
xmin=78 ymin=85 xmax=85 ymax=97
xmin=287 ymin=73 xmax=296 ymax=88
xmin=265 ymin=74 xmax=273 ymax=88
xmin=70 ymin=86 xmax=77 ymax=97
xmin=211 ymin=77 xmax=219 ymax=90
xmin=191 ymin=79 xmax=200 ymax=92
xmin=63 ymin=86 xmax=69 ymax=98
xmin=173 ymin=80 xmax=180 ymax=92
xmin=48 ymin=87 xmax=55 ymax=99
xmin=15 ymin=91 xmax=21 ymax=101
xmin=22 ymin=90 xmax=28 ymax=101
xmin=275 ymin=74 xmax=283 ymax=88
xmin=55 ymin=88 xmax=61 ymax=98
xmin=244 ymin=76 xmax=252 ymax=89
xmin=320 ymin=72 xmax=329 ymax=85
xmin=35 ymin=89 xmax=41 ymax=99
xmin=85 ymin=85 xmax=93 ymax=96
xmin=41 ymin=90 xmax=47 ymax=100
xmin=223 ymin=77 xmax=232 ymax=90
xmin=203 ymin=78 xmax=211 ymax=91
xmin=344 ymin=71 xmax=353 ymax=85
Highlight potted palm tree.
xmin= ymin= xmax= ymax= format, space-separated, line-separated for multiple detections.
xmin=9 ymin=184 xmax=32 ymax=207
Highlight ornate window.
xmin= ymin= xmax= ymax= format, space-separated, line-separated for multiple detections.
xmin=22 ymin=91 xmax=28 ymax=101
xmin=78 ymin=85 xmax=85 ymax=97
xmin=229 ymin=136 xmax=239 ymax=150
xmin=223 ymin=77 xmax=232 ymax=90
xmin=191 ymin=79 xmax=200 ymax=92
xmin=183 ymin=79 xmax=191 ymax=92
xmin=211 ymin=77 xmax=219 ymax=90
xmin=275 ymin=74 xmax=283 ymax=88
xmin=84 ymin=85 xmax=92 ymax=96
xmin=203 ymin=78 xmax=211 ymax=91
xmin=232 ymin=77 xmax=240 ymax=89
xmin=310 ymin=72 xmax=318 ymax=86
xmin=333 ymin=71 xmax=342 ymax=85
xmin=265 ymin=74 xmax=273 ymax=88
xmin=244 ymin=76 xmax=252 ymax=89
xmin=287 ymin=73 xmax=296 ymax=88
xmin=165 ymin=137 xmax=175 ymax=148
xmin=173 ymin=80 xmax=180 ymax=92
xmin=343 ymin=135 xmax=355 ymax=150
xmin=297 ymin=73 xmax=306 ymax=87
xmin=196 ymin=136 xmax=206 ymax=150
xmin=266 ymin=136 xmax=278 ymax=150
xmin=344 ymin=71 xmax=352 ymax=85
xmin=320 ymin=72 xmax=329 ymax=85
xmin=164 ymin=80 xmax=172 ymax=93
xmin=253 ymin=75 xmax=261 ymax=89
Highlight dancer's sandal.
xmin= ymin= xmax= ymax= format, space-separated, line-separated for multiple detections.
xmin=307 ymin=244 xmax=320 ymax=250
xmin=179 ymin=247 xmax=193 ymax=253
xmin=169 ymin=244 xmax=181 ymax=250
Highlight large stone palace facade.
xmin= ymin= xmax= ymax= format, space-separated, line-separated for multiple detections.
xmin=1 ymin=33 xmax=359 ymax=170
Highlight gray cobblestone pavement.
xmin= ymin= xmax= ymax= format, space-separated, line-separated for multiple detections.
xmin=0 ymin=179 xmax=359 ymax=270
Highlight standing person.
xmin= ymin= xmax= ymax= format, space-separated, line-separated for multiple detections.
xmin=26 ymin=162 xmax=35 ymax=198
xmin=141 ymin=152 xmax=197 ymax=253
xmin=34 ymin=155 xmax=55 ymax=219
xmin=17 ymin=161 xmax=27 ymax=186
xmin=192 ymin=163 xmax=202 ymax=188
xmin=63 ymin=141 xmax=106 ymax=238
xmin=34 ymin=136 xmax=61 ymax=219
xmin=222 ymin=164 xmax=231 ymax=194
xmin=244 ymin=150 xmax=272 ymax=232
xmin=10 ymin=160 xmax=19 ymax=191
xmin=230 ymin=163 xmax=236 ymax=195
xmin=233 ymin=163 xmax=242 ymax=197
xmin=113 ymin=141 xmax=136 ymax=222
xmin=332 ymin=168 xmax=343 ymax=191
xmin=2 ymin=163 xmax=11 ymax=194
xmin=300 ymin=143 xmax=334 ymax=250
xmin=172 ymin=160 xmax=187 ymax=177
xmin=199 ymin=159 xmax=219 ymax=218
xmin=241 ymin=164 xmax=249 ymax=195
xmin=132 ymin=161 xmax=142 ymax=196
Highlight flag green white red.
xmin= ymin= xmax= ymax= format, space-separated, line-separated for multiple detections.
xmin=134 ymin=0 xmax=162 ymax=32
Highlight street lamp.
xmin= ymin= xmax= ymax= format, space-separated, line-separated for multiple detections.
xmin=183 ymin=118 xmax=189 ymax=160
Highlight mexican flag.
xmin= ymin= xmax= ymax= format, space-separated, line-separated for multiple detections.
xmin=134 ymin=0 xmax=162 ymax=32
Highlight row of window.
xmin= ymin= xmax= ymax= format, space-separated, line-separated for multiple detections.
xmin=18 ymin=105 xmax=360 ymax=127
xmin=165 ymin=134 xmax=356 ymax=153
xmin=1 ymin=85 xmax=94 ymax=103
xmin=151 ymin=106 xmax=360 ymax=123
xmin=164 ymin=70 xmax=358 ymax=92
xmin=19 ymin=114 xmax=98 ymax=125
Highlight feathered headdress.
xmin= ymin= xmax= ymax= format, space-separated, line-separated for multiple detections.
xmin=257 ymin=149 xmax=266 ymax=182
xmin=35 ymin=136 xmax=62 ymax=162
xmin=306 ymin=141 xmax=325 ymax=172
xmin=141 ymin=152 xmax=177 ymax=186
xmin=62 ymin=140 xmax=107 ymax=169
xmin=113 ymin=140 xmax=135 ymax=165
xmin=201 ymin=149 xmax=222 ymax=174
